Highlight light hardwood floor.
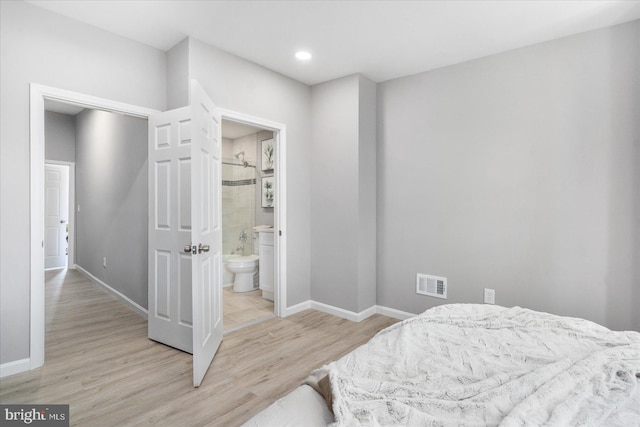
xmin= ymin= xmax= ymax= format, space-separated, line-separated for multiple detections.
xmin=0 ymin=269 xmax=398 ymax=426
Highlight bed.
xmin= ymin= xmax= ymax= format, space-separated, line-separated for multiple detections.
xmin=243 ymin=304 xmax=640 ymax=426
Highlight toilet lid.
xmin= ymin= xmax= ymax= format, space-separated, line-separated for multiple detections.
xmin=229 ymin=255 xmax=258 ymax=263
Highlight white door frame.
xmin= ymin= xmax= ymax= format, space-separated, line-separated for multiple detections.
xmin=44 ymin=161 xmax=76 ymax=270
xmin=29 ymin=84 xmax=289 ymax=372
xmin=219 ymin=108 xmax=287 ymax=317
xmin=30 ymin=83 xmax=159 ymax=370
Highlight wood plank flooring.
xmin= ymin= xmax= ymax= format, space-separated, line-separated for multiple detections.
xmin=0 ymin=269 xmax=398 ymax=426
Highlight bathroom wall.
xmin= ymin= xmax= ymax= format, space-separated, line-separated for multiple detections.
xmin=256 ymin=130 xmax=275 ymax=227
xmin=222 ymin=134 xmax=258 ymax=256
xmin=45 ymin=111 xmax=76 ymax=163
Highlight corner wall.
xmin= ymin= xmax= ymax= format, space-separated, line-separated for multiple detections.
xmin=310 ymin=74 xmax=377 ymax=313
xmin=377 ymin=20 xmax=640 ymax=330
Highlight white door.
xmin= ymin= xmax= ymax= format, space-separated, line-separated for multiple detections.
xmin=190 ymin=80 xmax=223 ymax=387
xmin=148 ymin=105 xmax=194 ymax=354
xmin=148 ymin=80 xmax=223 ymax=387
xmin=44 ymin=164 xmax=69 ymax=269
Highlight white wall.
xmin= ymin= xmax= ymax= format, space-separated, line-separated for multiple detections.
xmin=377 ymin=20 xmax=640 ymax=331
xmin=45 ymin=111 xmax=76 ymax=162
xmin=187 ymin=37 xmax=312 ymax=306
xmin=0 ymin=1 xmax=166 ymax=365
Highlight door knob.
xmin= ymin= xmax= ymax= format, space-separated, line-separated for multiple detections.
xmin=60 ymin=220 xmax=66 ymax=224
xmin=198 ymin=243 xmax=210 ymax=254
xmin=184 ymin=244 xmax=192 ymax=253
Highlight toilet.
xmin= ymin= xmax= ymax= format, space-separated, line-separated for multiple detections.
xmin=226 ymin=255 xmax=259 ymax=292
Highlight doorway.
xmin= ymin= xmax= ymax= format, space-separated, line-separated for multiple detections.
xmin=221 ymin=119 xmax=276 ymax=332
xmin=44 ymin=161 xmax=75 ymax=271
xmin=220 ymin=109 xmax=288 ymax=320
xmin=28 ymin=84 xmax=288 ymax=373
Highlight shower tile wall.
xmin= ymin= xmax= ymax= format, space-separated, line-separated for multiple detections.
xmin=222 ymin=134 xmax=257 ymax=256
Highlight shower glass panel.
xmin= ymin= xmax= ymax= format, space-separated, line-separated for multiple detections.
xmin=222 ymin=158 xmax=256 ymax=255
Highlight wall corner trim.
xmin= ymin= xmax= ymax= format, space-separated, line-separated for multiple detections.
xmin=286 ymin=301 xmax=418 ymax=322
xmin=0 ymin=358 xmax=31 ymax=379
xmin=375 ymin=306 xmax=417 ymax=320
xmin=75 ymin=265 xmax=148 ymax=319
xmin=283 ymin=300 xmax=311 ymax=317
xmin=310 ymin=301 xmax=376 ymax=322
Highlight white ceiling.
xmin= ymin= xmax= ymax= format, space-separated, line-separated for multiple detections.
xmin=27 ymin=0 xmax=640 ymax=85
xmin=221 ymin=120 xmax=267 ymax=140
xmin=44 ymin=100 xmax=85 ymax=116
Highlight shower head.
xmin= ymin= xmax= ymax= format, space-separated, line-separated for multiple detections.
xmin=234 ymin=151 xmax=245 ymax=160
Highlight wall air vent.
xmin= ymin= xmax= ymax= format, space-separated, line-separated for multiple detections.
xmin=416 ymin=274 xmax=447 ymax=299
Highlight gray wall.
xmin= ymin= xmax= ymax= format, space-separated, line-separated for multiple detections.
xmin=45 ymin=111 xmax=76 ymax=162
xmin=75 ymin=109 xmax=148 ymax=309
xmin=0 ymin=1 xmax=166 ymax=364
xmin=377 ymin=20 xmax=640 ymax=331
xmin=311 ymin=75 xmax=359 ymax=310
xmin=187 ymin=37 xmax=312 ymax=307
xmin=310 ymin=74 xmax=377 ymax=313
xmin=357 ymin=76 xmax=377 ymax=312
xmin=167 ymin=38 xmax=189 ymax=109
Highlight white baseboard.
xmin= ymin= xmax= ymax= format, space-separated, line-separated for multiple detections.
xmin=75 ymin=264 xmax=148 ymax=319
xmin=0 ymin=358 xmax=31 ymax=378
xmin=375 ymin=305 xmax=417 ymax=320
xmin=309 ymin=301 xmax=379 ymax=322
xmin=284 ymin=300 xmax=418 ymax=323
xmin=358 ymin=305 xmax=378 ymax=321
xmin=283 ymin=300 xmax=311 ymax=317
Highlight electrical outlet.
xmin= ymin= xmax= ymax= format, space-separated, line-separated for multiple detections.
xmin=103 ymin=257 xmax=107 ymax=268
xmin=484 ymin=288 xmax=495 ymax=304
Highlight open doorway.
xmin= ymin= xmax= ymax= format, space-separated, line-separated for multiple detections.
xmin=221 ymin=119 xmax=276 ymax=332
xmin=29 ymin=84 xmax=288 ymax=373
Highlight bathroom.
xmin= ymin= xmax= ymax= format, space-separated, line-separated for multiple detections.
xmin=221 ymin=119 xmax=275 ymax=331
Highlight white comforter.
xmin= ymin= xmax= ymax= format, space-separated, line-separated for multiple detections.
xmin=327 ymin=304 xmax=640 ymax=426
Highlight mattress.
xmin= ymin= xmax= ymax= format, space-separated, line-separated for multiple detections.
xmin=243 ymin=380 xmax=640 ymax=427
xmin=243 ymin=304 xmax=640 ymax=426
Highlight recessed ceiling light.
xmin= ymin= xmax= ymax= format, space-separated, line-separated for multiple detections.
xmin=295 ymin=51 xmax=312 ymax=61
